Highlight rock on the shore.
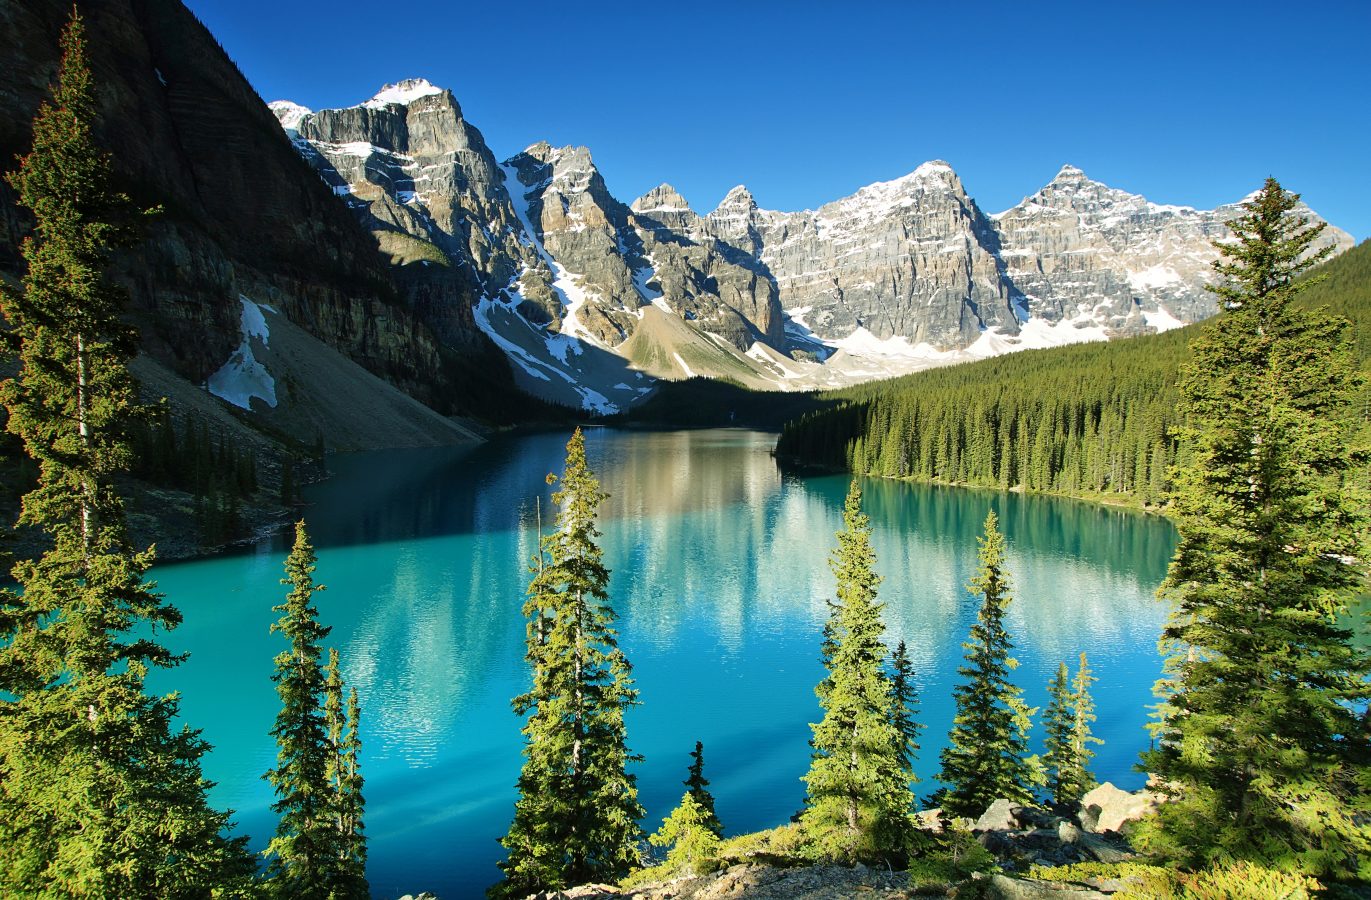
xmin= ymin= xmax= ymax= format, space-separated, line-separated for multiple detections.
xmin=984 ymin=873 xmax=1110 ymax=899
xmin=1078 ymin=782 xmax=1162 ymax=833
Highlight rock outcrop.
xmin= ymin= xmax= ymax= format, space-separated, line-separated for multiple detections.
xmin=1077 ymin=782 xmax=1163 ymax=834
xmin=740 ymin=161 xmax=1021 ymax=349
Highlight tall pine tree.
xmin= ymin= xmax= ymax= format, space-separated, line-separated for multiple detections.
xmin=323 ymin=648 xmax=367 ymax=899
xmin=265 ymin=521 xmax=367 ymax=897
xmin=1141 ymin=180 xmax=1371 ymax=880
xmin=492 ymin=429 xmax=643 ymax=898
xmin=799 ymin=480 xmax=917 ymax=862
xmin=1043 ymin=653 xmax=1099 ymax=809
xmin=935 ymin=510 xmax=1039 ymax=818
xmin=888 ymin=640 xmax=923 ymax=780
xmin=0 ymin=11 xmax=253 ymax=895
xmin=684 ymin=740 xmax=723 ymax=838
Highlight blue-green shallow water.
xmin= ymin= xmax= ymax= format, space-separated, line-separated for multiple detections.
xmin=145 ymin=428 xmax=1176 ymax=899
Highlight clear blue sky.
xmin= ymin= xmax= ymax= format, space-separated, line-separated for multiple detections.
xmin=186 ymin=0 xmax=1370 ymax=239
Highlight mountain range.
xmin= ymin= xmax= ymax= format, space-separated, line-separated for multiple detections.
xmin=0 ymin=0 xmax=1354 ymax=436
xmin=271 ymin=78 xmax=1351 ymax=413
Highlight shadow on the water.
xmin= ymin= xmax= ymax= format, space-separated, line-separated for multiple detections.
xmin=251 ymin=429 xmax=789 ymax=555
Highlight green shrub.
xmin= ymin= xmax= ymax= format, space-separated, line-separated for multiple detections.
xmin=906 ymin=827 xmax=997 ymax=891
xmin=1027 ymin=859 xmax=1324 ymax=899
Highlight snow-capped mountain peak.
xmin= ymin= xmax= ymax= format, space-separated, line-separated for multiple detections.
xmin=362 ymin=78 xmax=444 ymax=109
xmin=266 ymin=80 xmax=1354 ymax=414
xmin=268 ymin=100 xmax=312 ymax=134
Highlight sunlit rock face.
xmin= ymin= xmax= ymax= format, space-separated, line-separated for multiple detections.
xmin=271 ymin=80 xmax=1354 ymax=410
xmin=990 ymin=165 xmax=1353 ymax=339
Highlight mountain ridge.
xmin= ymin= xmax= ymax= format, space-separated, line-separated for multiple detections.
xmin=271 ymin=78 xmax=1353 ymax=413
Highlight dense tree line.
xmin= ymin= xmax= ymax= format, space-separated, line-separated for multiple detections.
xmin=778 ymin=331 xmax=1191 ymax=504
xmin=777 ymin=239 xmax=1371 ymax=505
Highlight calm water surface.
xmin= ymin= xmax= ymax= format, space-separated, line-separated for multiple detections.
xmin=147 ymin=428 xmax=1176 ymax=898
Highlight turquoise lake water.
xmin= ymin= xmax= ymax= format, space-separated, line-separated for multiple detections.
xmin=146 ymin=428 xmax=1177 ymax=898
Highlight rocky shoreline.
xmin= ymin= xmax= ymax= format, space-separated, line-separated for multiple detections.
xmin=396 ymin=782 xmax=1163 ymax=900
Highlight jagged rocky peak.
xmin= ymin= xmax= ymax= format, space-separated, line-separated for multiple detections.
xmin=709 ymin=184 xmax=757 ymax=218
xmin=511 ymin=142 xmax=603 ymax=198
xmin=1013 ymin=163 xmax=1197 ymax=220
xmin=631 ymin=183 xmax=703 ymax=236
xmin=842 ymin=159 xmax=964 ymax=203
xmin=1051 ymin=162 xmax=1088 ymax=183
xmin=362 ymin=77 xmax=445 ymax=108
xmin=505 ymin=142 xmax=625 ymax=236
xmin=631 ymin=183 xmax=694 ymax=214
xmin=752 ymin=157 xmax=1016 ymax=350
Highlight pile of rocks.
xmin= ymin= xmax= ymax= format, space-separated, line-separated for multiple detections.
xmin=958 ymin=781 xmax=1161 ymax=872
xmin=416 ymin=783 xmax=1164 ymax=900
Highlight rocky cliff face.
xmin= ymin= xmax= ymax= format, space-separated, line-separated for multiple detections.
xmin=274 ymin=79 xmax=1353 ymax=411
xmin=989 ymin=164 xmax=1348 ymax=337
xmin=737 ymin=161 xmax=1020 ymax=349
xmin=0 ymin=2 xmax=532 ymax=439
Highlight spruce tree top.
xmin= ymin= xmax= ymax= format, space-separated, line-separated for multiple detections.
xmin=4 ymin=8 xmax=140 ymax=359
xmin=275 ymin=520 xmax=329 ymax=650
xmin=1207 ymin=178 xmax=1330 ymax=311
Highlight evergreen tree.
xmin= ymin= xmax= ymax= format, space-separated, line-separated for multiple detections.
xmin=684 ymin=740 xmax=723 ymax=838
xmin=888 ymin=640 xmax=923 ymax=778
xmin=1043 ymin=663 xmax=1074 ymax=807
xmin=0 ymin=11 xmax=253 ymax=895
xmin=1141 ymin=180 xmax=1371 ymax=880
xmin=1068 ymin=654 xmax=1100 ymax=794
xmin=1043 ymin=653 xmax=1100 ymax=809
xmin=264 ymin=521 xmax=336 ymax=896
xmin=936 ymin=511 xmax=1039 ymax=818
xmin=491 ymin=429 xmax=643 ymax=898
xmin=323 ymin=649 xmax=367 ymax=899
xmin=799 ymin=480 xmax=916 ymax=862
xmin=649 ymin=793 xmax=721 ymax=875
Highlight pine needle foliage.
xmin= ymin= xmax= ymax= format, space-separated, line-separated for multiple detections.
xmin=649 ymin=792 xmax=721 ymax=875
xmin=323 ymin=649 xmax=367 ymax=899
xmin=936 ymin=511 xmax=1040 ymax=818
xmin=888 ymin=640 xmax=923 ymax=777
xmin=684 ymin=740 xmax=723 ymax=838
xmin=1043 ymin=653 xmax=1100 ymax=809
xmin=0 ymin=11 xmax=254 ymax=895
xmin=265 ymin=521 xmax=369 ymax=897
xmin=799 ymin=480 xmax=917 ymax=862
xmin=491 ymin=428 xmax=643 ymax=899
xmin=1140 ymin=180 xmax=1371 ymax=881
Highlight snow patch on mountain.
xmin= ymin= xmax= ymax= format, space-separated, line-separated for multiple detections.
xmin=268 ymin=100 xmax=311 ymax=134
xmin=1128 ymin=265 xmax=1184 ymax=291
xmin=207 ymin=296 xmax=277 ymax=411
xmin=363 ymin=78 xmax=443 ymax=108
xmin=499 ymin=162 xmax=604 ymax=346
xmin=1141 ymin=306 xmax=1186 ymax=333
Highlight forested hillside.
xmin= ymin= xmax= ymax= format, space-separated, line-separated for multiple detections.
xmin=776 ymin=239 xmax=1371 ymax=505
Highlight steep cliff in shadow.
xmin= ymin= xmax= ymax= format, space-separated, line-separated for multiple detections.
xmin=0 ymin=0 xmax=532 ymax=427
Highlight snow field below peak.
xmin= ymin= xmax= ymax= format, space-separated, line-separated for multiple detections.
xmin=207 ymin=296 xmax=277 ymax=411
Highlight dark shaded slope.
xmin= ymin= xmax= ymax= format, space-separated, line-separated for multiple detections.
xmin=0 ymin=0 xmax=535 ymax=422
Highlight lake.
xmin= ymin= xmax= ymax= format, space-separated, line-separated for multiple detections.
xmin=147 ymin=428 xmax=1177 ymax=898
